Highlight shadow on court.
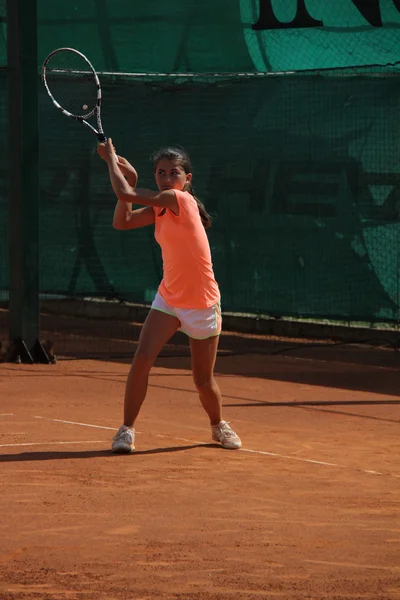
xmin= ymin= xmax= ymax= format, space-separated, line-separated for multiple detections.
xmin=0 ymin=443 xmax=218 ymax=462
xmin=153 ymin=353 xmax=400 ymax=398
xmin=222 ymin=399 xmax=400 ymax=424
xmin=212 ymin=354 xmax=400 ymax=398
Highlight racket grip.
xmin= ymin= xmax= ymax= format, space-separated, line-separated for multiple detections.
xmin=97 ymin=133 xmax=118 ymax=162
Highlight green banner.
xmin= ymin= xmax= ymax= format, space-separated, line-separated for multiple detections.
xmin=2 ymin=1 xmax=400 ymax=72
xmin=242 ymin=1 xmax=400 ymax=71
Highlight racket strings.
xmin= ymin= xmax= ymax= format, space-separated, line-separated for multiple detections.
xmin=45 ymin=56 xmax=99 ymax=118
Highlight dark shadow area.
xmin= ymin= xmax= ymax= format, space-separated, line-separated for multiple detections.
xmin=212 ymin=354 xmax=400 ymax=398
xmin=223 ymin=398 xmax=400 ymax=424
xmin=225 ymin=398 xmax=400 ymax=408
xmin=0 ymin=443 xmax=218 ymax=462
xmin=1 ymin=307 xmax=400 ymax=397
xmin=152 ymin=354 xmax=400 ymax=398
xmin=2 ymin=306 xmax=398 ymax=365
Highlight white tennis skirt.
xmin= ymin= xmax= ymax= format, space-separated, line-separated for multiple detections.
xmin=151 ymin=292 xmax=222 ymax=340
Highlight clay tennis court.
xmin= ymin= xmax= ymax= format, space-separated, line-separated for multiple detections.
xmin=1 ymin=328 xmax=399 ymax=600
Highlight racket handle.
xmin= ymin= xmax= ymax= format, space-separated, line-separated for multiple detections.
xmin=97 ymin=133 xmax=118 ymax=162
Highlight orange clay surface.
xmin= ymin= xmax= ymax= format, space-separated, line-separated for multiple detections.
xmin=1 ymin=348 xmax=400 ymax=600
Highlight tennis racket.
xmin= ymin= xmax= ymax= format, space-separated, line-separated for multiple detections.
xmin=41 ymin=47 xmax=107 ymax=142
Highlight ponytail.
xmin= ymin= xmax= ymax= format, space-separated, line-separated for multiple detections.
xmin=185 ymin=182 xmax=212 ymax=230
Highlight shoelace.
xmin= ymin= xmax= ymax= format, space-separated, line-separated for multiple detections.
xmin=114 ymin=427 xmax=132 ymax=440
xmin=214 ymin=422 xmax=235 ymax=437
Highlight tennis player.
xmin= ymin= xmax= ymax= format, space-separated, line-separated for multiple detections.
xmin=98 ymin=139 xmax=242 ymax=453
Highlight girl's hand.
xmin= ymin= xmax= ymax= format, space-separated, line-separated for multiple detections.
xmin=97 ymin=138 xmax=116 ymax=162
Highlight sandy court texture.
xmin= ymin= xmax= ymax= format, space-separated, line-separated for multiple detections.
xmin=0 ymin=349 xmax=399 ymax=600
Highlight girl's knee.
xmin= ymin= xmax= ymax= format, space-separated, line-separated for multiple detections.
xmin=131 ymin=350 xmax=155 ymax=373
xmin=193 ymin=376 xmax=214 ymax=393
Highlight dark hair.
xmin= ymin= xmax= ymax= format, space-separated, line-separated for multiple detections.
xmin=151 ymin=147 xmax=212 ymax=229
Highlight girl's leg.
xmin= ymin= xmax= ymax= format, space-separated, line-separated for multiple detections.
xmin=123 ymin=309 xmax=180 ymax=426
xmin=190 ymin=334 xmax=242 ymax=449
xmin=189 ymin=335 xmax=222 ymax=425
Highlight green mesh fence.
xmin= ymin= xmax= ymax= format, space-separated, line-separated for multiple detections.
xmin=36 ymin=70 xmax=400 ymax=323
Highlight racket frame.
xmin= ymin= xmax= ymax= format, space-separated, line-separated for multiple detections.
xmin=41 ymin=47 xmax=107 ymax=142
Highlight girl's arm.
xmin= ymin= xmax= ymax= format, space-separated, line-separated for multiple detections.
xmin=100 ymin=148 xmax=154 ymax=229
xmin=116 ymin=156 xmax=138 ymax=189
xmin=113 ymin=204 xmax=155 ymax=230
xmin=98 ymin=139 xmax=178 ymax=212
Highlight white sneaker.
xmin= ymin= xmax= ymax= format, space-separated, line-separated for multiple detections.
xmin=212 ymin=421 xmax=242 ymax=449
xmin=112 ymin=425 xmax=135 ymax=453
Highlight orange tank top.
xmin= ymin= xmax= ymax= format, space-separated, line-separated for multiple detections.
xmin=154 ymin=190 xmax=220 ymax=308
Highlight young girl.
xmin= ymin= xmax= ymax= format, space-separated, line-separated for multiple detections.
xmin=97 ymin=139 xmax=242 ymax=453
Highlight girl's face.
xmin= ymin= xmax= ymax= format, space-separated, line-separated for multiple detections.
xmin=154 ymin=159 xmax=192 ymax=192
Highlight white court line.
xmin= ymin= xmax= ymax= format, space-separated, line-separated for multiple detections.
xmin=31 ymin=415 xmax=390 ymax=477
xmin=0 ymin=440 xmax=105 ymax=448
xmin=156 ymin=434 xmax=354 ymax=469
xmin=0 ymin=414 xmax=14 ymax=416
xmin=34 ymin=416 xmax=115 ymax=431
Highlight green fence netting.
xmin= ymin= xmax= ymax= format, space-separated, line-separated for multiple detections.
xmin=35 ymin=71 xmax=400 ymax=322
